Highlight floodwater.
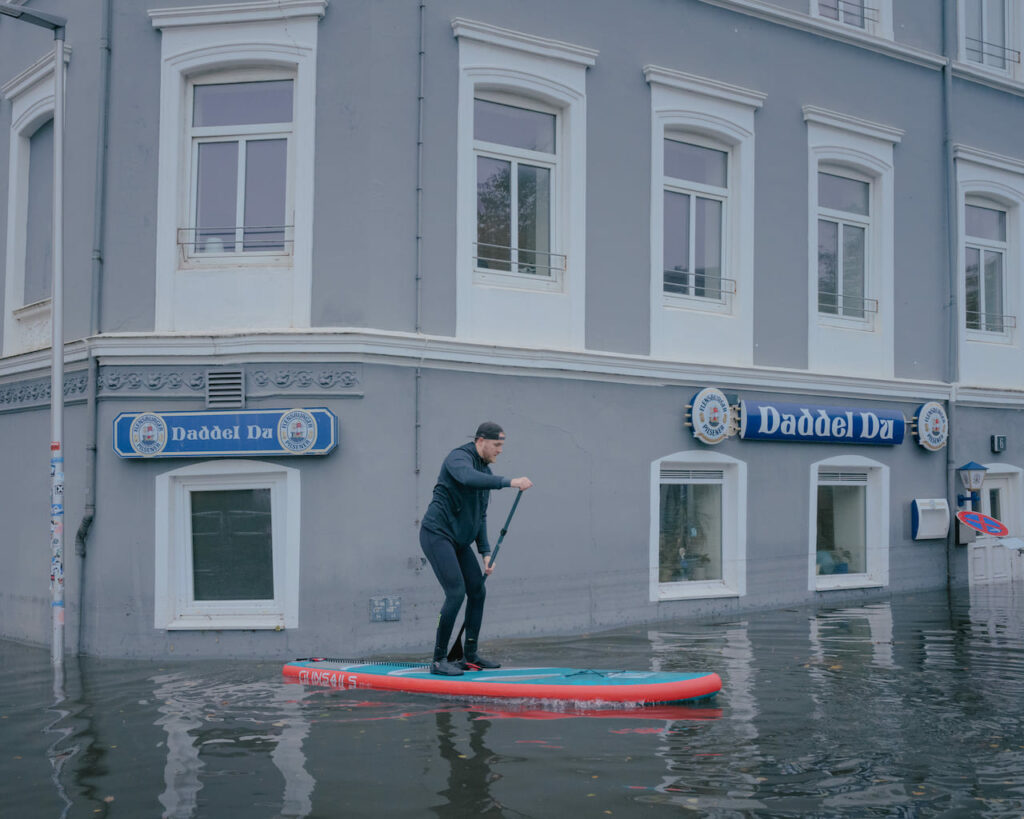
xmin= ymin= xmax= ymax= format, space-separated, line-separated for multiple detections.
xmin=3 ymin=585 xmax=1024 ymax=818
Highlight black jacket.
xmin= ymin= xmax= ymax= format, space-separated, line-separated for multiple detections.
xmin=421 ymin=442 xmax=510 ymax=553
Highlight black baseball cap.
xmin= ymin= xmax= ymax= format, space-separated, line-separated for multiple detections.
xmin=474 ymin=421 xmax=505 ymax=440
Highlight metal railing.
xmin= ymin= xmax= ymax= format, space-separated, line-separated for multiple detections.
xmin=663 ymin=270 xmax=737 ymax=299
xmin=474 ymin=242 xmax=566 ymax=276
xmin=817 ymin=291 xmax=879 ymax=316
xmin=965 ymin=37 xmax=1022 ymax=66
xmin=817 ymin=0 xmax=879 ymax=25
xmin=177 ymin=225 xmax=294 ymax=255
xmin=966 ymin=310 xmax=1017 ymax=333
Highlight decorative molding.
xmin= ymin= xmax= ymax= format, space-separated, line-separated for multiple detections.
xmin=643 ymin=65 xmax=765 ymax=109
xmin=249 ymin=365 xmax=362 ymax=395
xmin=952 ymin=62 xmax=1024 ymax=100
xmin=802 ymin=105 xmax=904 ymax=144
xmin=451 ymin=17 xmax=598 ymax=67
xmin=98 ymin=367 xmax=206 ymax=396
xmin=954 ymin=144 xmax=1024 ymax=177
xmin=0 ymin=371 xmax=88 ymax=413
xmin=148 ymin=0 xmax=327 ymax=30
xmin=697 ymin=0 xmax=945 ymax=70
xmin=1 ymin=46 xmax=71 ymax=101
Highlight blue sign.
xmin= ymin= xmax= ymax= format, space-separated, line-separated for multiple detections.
xmin=113 ymin=408 xmax=337 ymax=458
xmin=740 ymin=400 xmax=905 ymax=445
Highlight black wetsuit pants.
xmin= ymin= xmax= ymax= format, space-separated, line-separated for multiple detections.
xmin=420 ymin=528 xmax=486 ymax=661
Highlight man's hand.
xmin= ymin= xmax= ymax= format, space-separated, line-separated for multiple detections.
xmin=483 ymin=554 xmax=494 ymax=575
xmin=510 ymin=477 xmax=533 ymax=490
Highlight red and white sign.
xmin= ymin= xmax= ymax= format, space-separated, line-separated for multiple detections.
xmin=956 ymin=510 xmax=1009 ymax=537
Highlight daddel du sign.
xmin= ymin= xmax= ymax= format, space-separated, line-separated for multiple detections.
xmin=739 ymin=400 xmax=905 ymax=446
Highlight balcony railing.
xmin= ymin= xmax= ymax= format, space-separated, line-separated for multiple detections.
xmin=664 ymin=270 xmax=737 ymax=300
xmin=818 ymin=291 xmax=879 ymax=317
xmin=474 ymin=242 xmax=566 ymax=277
xmin=966 ymin=310 xmax=1017 ymax=333
xmin=177 ymin=225 xmax=294 ymax=256
xmin=965 ymin=36 xmax=1022 ymax=66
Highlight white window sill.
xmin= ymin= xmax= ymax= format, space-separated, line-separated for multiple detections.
xmin=952 ymin=61 xmax=1024 ymax=98
xmin=473 ymin=267 xmax=564 ymax=293
xmin=815 ymin=575 xmax=884 ymax=592
xmin=965 ymin=329 xmax=1014 ymax=346
xmin=657 ymin=580 xmax=740 ymax=601
xmin=165 ymin=612 xmax=286 ymax=630
xmin=12 ymin=297 xmax=52 ymax=322
xmin=662 ymin=293 xmax=732 ymax=315
xmin=817 ymin=313 xmax=876 ymax=332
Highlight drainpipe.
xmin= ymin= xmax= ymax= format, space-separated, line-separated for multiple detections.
xmin=74 ymin=0 xmax=111 ymax=653
xmin=414 ymin=1 xmax=425 ymax=496
xmin=942 ymin=0 xmax=959 ymax=588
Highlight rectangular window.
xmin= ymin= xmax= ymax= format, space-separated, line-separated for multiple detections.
xmin=473 ymin=98 xmax=559 ymax=277
xmin=964 ymin=0 xmax=1009 ymax=69
xmin=965 ymin=203 xmax=1008 ymax=333
xmin=818 ymin=171 xmax=871 ymax=319
xmin=190 ymin=488 xmax=273 ymax=602
xmin=816 ymin=473 xmax=867 ymax=575
xmin=658 ymin=471 xmax=724 ymax=583
xmin=186 ymin=79 xmax=293 ymax=257
xmin=24 ymin=119 xmax=54 ymax=305
xmin=663 ymin=138 xmax=728 ymax=300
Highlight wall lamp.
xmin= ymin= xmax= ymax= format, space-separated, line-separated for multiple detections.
xmin=956 ymin=461 xmax=988 ymax=508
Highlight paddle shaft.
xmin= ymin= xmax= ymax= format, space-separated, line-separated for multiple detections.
xmin=447 ymin=489 xmax=523 ymax=662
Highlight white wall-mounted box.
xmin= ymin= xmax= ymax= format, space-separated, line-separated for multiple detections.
xmin=911 ymin=498 xmax=950 ymax=540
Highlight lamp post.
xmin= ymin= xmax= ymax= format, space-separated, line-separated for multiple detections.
xmin=956 ymin=461 xmax=988 ymax=509
xmin=0 ymin=3 xmax=68 ymax=665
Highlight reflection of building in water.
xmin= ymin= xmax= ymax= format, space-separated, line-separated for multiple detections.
xmin=152 ymin=674 xmax=313 ymax=819
xmin=648 ymin=623 xmax=757 ymax=801
xmin=809 ymin=602 xmax=895 ymax=671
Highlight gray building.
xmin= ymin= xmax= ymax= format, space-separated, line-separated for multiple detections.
xmin=1 ymin=0 xmax=1021 ymax=659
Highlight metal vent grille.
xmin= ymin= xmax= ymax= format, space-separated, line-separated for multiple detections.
xmin=818 ymin=471 xmax=867 ymax=484
xmin=660 ymin=468 xmax=724 ymax=482
xmin=206 ymin=370 xmax=245 ymax=409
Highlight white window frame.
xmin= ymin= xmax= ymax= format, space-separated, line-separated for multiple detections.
xmin=453 ymin=18 xmax=596 ymax=350
xmin=956 ymin=0 xmax=1024 ymax=85
xmin=963 ymin=196 xmax=1011 ymax=339
xmin=805 ymin=106 xmax=901 ymax=378
xmin=183 ymin=69 xmax=296 ymax=265
xmin=810 ymin=0 xmax=894 ymax=39
xmin=150 ymin=1 xmax=325 ymax=332
xmin=472 ymin=90 xmax=561 ymax=290
xmin=650 ymin=450 xmax=747 ymax=602
xmin=646 ymin=66 xmax=763 ymax=366
xmin=978 ymin=464 xmax=1021 ymax=534
xmin=954 ymin=145 xmax=1024 ymax=388
xmin=816 ymin=166 xmax=873 ymax=325
xmin=661 ymin=133 xmax=731 ymax=312
xmin=809 ymin=454 xmax=889 ymax=592
xmin=154 ymin=460 xmax=300 ymax=630
xmin=2 ymin=48 xmax=69 ymax=357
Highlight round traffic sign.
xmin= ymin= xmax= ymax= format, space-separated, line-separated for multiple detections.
xmin=956 ymin=510 xmax=1009 ymax=537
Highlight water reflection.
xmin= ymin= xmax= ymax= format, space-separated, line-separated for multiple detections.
xmin=3 ymin=585 xmax=1024 ymax=816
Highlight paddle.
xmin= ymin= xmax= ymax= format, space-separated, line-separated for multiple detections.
xmin=447 ymin=489 xmax=524 ymax=663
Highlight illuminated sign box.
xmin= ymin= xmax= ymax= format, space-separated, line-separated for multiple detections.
xmin=740 ymin=400 xmax=905 ymax=446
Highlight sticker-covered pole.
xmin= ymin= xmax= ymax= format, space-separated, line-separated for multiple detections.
xmin=50 ymin=30 xmax=66 ymax=666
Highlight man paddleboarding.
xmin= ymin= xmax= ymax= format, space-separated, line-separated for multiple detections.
xmin=420 ymin=422 xmax=532 ymax=676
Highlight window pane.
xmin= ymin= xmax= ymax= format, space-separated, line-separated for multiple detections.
xmin=695 ymin=197 xmax=723 ymax=298
xmin=842 ymin=0 xmax=865 ymax=27
xmin=477 ymin=156 xmax=511 ymax=270
xmin=664 ymin=139 xmax=727 ymax=187
xmin=474 ymin=99 xmax=555 ymax=154
xmin=818 ymin=219 xmax=839 ymax=314
xmin=243 ymin=139 xmax=287 ymax=251
xmin=193 ymin=80 xmax=293 ymax=127
xmin=663 ymin=191 xmax=690 ymax=295
xmin=191 ymin=489 xmax=273 ymax=601
xmin=819 ymin=172 xmax=869 ymax=215
xmin=25 ymin=119 xmax=54 ymax=305
xmin=965 ymin=246 xmax=981 ymax=329
xmin=659 ymin=483 xmax=723 ymax=583
xmin=989 ymin=487 xmax=1002 ymax=522
xmin=816 ymin=484 xmax=866 ymax=575
xmin=517 ymin=164 xmax=550 ymax=275
xmin=986 ymin=0 xmax=1006 ymax=68
xmin=984 ymin=250 xmax=1004 ymax=332
xmin=965 ymin=0 xmax=983 ymax=61
xmin=818 ymin=0 xmax=840 ymax=20
xmin=196 ymin=141 xmax=238 ymax=252
xmin=842 ymin=224 xmax=865 ymax=318
xmin=965 ymin=204 xmax=1006 ymax=241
